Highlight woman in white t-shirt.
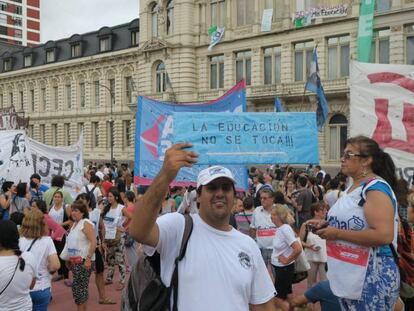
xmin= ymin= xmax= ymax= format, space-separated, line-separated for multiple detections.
xmin=0 ymin=219 xmax=36 ymax=311
xmin=19 ymin=209 xmax=60 ymax=311
xmin=101 ymin=187 xmax=127 ymax=290
xmin=299 ymin=202 xmax=327 ymax=289
xmin=270 ymin=204 xmax=302 ymax=311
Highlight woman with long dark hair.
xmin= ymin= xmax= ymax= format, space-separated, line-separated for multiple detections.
xmin=316 ymin=136 xmax=400 ymax=309
xmin=0 ymin=219 xmax=36 ymax=310
xmin=101 ymin=187 xmax=128 ymax=290
xmin=48 ymin=191 xmax=72 ymax=286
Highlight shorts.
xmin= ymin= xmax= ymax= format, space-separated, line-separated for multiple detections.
xmin=260 ymin=248 xmax=272 ymax=266
xmin=273 ymin=263 xmax=294 ymax=299
xmin=94 ymin=247 xmax=104 ymax=274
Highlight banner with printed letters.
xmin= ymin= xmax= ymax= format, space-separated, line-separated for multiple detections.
xmin=172 ymin=112 xmax=319 ymax=165
xmin=134 ymin=81 xmax=247 ymax=189
xmin=350 ymin=61 xmax=414 ymax=183
xmin=29 ymin=134 xmax=84 ymax=196
xmin=0 ymin=130 xmax=84 ymax=196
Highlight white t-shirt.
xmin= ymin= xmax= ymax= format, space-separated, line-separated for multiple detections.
xmin=144 ymin=213 xmax=276 ymax=311
xmin=0 ymin=252 xmax=36 ymax=311
xmin=250 ymin=206 xmax=276 ymax=249
xmin=103 ymin=204 xmax=124 ymax=240
xmin=271 ymin=224 xmax=297 ymax=267
xmin=19 ymin=236 xmax=57 ymax=291
xmin=95 ymin=171 xmax=105 ymax=180
xmin=80 ymin=184 xmax=102 ymax=210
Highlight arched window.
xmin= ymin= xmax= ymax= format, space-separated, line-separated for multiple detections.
xmin=166 ymin=0 xmax=174 ymax=35
xmin=156 ymin=62 xmax=167 ymax=93
xmin=151 ymin=3 xmax=159 ymax=38
xmin=328 ymin=114 xmax=347 ymax=161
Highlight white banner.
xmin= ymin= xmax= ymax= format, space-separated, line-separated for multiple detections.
xmin=350 ymin=61 xmax=414 ymax=183
xmin=29 ymin=134 xmax=84 ymax=196
xmin=261 ymin=9 xmax=273 ymax=32
xmin=0 ymin=130 xmax=84 ymax=196
xmin=0 ymin=130 xmax=34 ymax=185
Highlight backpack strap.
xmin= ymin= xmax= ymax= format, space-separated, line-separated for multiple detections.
xmin=26 ymin=238 xmax=38 ymax=252
xmin=0 ymin=257 xmax=20 ymax=296
xmin=357 ymin=178 xmax=377 ymax=207
xmin=170 ymin=214 xmax=193 ymax=311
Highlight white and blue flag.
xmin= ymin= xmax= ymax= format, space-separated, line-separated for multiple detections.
xmin=305 ymin=48 xmax=329 ymax=131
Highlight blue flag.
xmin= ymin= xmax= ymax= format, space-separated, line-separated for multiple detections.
xmin=274 ymin=96 xmax=284 ymax=112
xmin=305 ymin=48 xmax=329 ymax=131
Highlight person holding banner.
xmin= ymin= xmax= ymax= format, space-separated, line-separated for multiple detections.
xmin=315 ymin=136 xmax=400 ymax=310
xmin=130 ymin=144 xmax=276 ymax=311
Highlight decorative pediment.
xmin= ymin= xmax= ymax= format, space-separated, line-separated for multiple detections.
xmin=139 ymin=38 xmax=170 ymax=52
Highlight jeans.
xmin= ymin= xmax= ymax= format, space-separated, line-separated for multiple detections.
xmin=30 ymin=287 xmax=51 ymax=311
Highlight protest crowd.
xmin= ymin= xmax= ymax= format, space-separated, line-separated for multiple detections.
xmin=0 ymin=136 xmax=413 ymax=311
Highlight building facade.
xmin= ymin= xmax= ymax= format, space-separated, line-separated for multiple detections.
xmin=0 ymin=0 xmax=40 ymax=46
xmin=0 ymin=0 xmax=413 ymax=169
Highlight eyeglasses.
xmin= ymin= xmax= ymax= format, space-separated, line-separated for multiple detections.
xmin=342 ymin=152 xmax=364 ymax=160
xmin=205 ymin=182 xmax=233 ymax=192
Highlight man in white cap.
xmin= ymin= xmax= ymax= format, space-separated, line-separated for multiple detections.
xmin=130 ymin=143 xmax=276 ymax=311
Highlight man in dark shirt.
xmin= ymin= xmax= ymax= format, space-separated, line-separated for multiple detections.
xmin=292 ymin=175 xmax=313 ymax=226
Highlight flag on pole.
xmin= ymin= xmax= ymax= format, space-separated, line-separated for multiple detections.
xmin=357 ymin=0 xmax=376 ymax=62
xmin=305 ymin=48 xmax=329 ymax=131
xmin=274 ymin=97 xmax=284 ymax=112
xmin=208 ymin=26 xmax=225 ymax=51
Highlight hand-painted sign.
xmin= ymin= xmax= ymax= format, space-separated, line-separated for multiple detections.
xmin=172 ymin=112 xmax=319 ymax=165
xmin=350 ymin=61 xmax=414 ymax=184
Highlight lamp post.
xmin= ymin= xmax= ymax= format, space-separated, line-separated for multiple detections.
xmin=86 ymin=81 xmax=114 ymax=163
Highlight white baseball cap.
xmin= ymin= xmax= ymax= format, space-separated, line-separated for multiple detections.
xmin=197 ymin=166 xmax=236 ymax=189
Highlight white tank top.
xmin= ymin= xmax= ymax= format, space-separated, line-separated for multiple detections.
xmin=66 ymin=218 xmax=95 ymax=260
xmin=49 ymin=205 xmax=65 ymax=224
xmin=326 ymin=178 xmax=398 ymax=299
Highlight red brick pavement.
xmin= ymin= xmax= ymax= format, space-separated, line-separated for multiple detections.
xmin=49 ymin=272 xmax=321 ymax=311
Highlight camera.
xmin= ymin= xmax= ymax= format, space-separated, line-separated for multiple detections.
xmin=306 ymin=223 xmax=318 ymax=233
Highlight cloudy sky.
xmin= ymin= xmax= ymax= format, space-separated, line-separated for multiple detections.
xmin=40 ymin=0 xmax=140 ymax=43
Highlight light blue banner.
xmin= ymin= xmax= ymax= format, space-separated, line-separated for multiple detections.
xmin=172 ymin=112 xmax=319 ymax=165
xmin=134 ymin=81 xmax=248 ymax=189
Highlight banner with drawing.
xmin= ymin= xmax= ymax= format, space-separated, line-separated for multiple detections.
xmin=0 ymin=130 xmax=84 ymax=196
xmin=0 ymin=130 xmax=34 ymax=185
xmin=350 ymin=61 xmax=414 ymax=184
xmin=134 ymin=80 xmax=248 ymax=189
xmin=172 ymin=112 xmax=319 ymax=165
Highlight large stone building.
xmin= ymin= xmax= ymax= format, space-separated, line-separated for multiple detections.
xmin=0 ymin=0 xmax=40 ymax=46
xmin=0 ymin=0 xmax=413 ymax=169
